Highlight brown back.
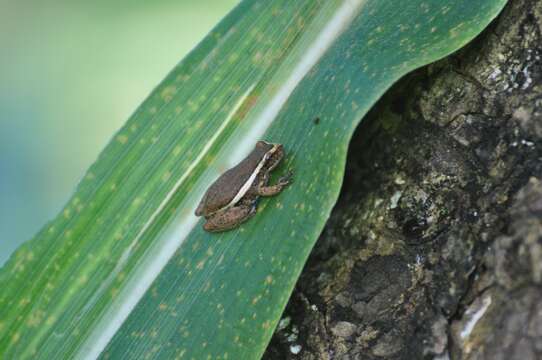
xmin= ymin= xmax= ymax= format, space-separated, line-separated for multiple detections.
xmin=195 ymin=142 xmax=272 ymax=216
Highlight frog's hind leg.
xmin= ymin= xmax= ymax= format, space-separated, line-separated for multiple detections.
xmin=256 ymin=171 xmax=293 ymax=197
xmin=203 ymin=204 xmax=256 ymax=232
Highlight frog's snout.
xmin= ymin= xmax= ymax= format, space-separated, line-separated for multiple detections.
xmin=195 ymin=202 xmax=205 ymax=216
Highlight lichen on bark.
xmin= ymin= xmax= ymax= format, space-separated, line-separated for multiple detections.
xmin=264 ymin=0 xmax=542 ymax=358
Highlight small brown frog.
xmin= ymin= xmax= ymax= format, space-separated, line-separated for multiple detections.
xmin=195 ymin=141 xmax=292 ymax=232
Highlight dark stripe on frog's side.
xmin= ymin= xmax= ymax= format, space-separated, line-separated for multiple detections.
xmin=195 ymin=142 xmax=274 ymax=217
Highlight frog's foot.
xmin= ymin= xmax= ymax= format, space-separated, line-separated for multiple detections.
xmin=278 ymin=171 xmax=293 ymax=186
xmin=257 ymin=171 xmax=293 ymax=196
xmin=203 ymin=205 xmax=256 ymax=232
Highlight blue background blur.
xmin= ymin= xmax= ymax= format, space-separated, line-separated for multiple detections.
xmin=0 ymin=0 xmax=238 ymax=265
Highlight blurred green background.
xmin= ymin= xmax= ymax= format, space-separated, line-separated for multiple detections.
xmin=0 ymin=0 xmax=238 ymax=265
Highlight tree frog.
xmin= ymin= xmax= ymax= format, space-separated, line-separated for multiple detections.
xmin=195 ymin=141 xmax=292 ymax=232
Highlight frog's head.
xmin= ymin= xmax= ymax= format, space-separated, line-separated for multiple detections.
xmin=256 ymin=141 xmax=282 ymax=155
xmin=258 ymin=141 xmax=284 ymax=169
xmin=256 ymin=140 xmax=274 ymax=151
xmin=271 ymin=143 xmax=284 ymax=159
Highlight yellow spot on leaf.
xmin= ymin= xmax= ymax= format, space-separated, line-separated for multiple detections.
xmin=252 ymin=52 xmax=263 ymax=63
xmin=228 ymin=53 xmax=239 ymax=63
xmin=188 ymin=100 xmax=199 ymax=112
xmin=161 ymin=86 xmax=177 ymax=102
xmin=162 ymin=171 xmax=172 ymax=182
xmin=176 ymin=74 xmax=190 ymax=82
xmin=116 ymin=135 xmax=128 ymax=144
xmin=110 ymin=287 xmax=120 ymax=298
xmin=26 ymin=310 xmax=45 ymax=327
xmin=173 ymin=145 xmax=182 ymax=156
xmin=77 ymin=274 xmax=88 ymax=285
xmin=44 ymin=315 xmax=56 ymax=327
xmin=10 ymin=332 xmax=20 ymax=345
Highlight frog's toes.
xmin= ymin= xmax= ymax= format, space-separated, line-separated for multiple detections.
xmin=279 ymin=171 xmax=294 ymax=186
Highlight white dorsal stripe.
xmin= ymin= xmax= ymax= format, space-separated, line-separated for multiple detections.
xmin=79 ymin=0 xmax=366 ymax=358
xmin=223 ymin=144 xmax=277 ymax=210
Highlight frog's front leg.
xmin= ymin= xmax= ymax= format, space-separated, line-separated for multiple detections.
xmin=203 ymin=204 xmax=256 ymax=232
xmin=257 ymin=171 xmax=293 ymax=197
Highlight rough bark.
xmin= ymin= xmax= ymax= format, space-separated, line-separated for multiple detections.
xmin=264 ymin=0 xmax=542 ymax=358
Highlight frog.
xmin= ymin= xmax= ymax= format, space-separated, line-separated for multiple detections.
xmin=195 ymin=141 xmax=292 ymax=232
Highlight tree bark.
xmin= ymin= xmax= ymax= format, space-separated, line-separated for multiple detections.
xmin=264 ymin=0 xmax=542 ymax=358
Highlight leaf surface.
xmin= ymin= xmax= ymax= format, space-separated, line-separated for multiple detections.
xmin=0 ymin=0 xmax=507 ymax=359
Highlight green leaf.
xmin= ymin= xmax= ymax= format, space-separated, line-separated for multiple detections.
xmin=0 ymin=0 xmax=507 ymax=359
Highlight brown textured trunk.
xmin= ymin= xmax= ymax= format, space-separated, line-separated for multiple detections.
xmin=264 ymin=0 xmax=542 ymax=358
